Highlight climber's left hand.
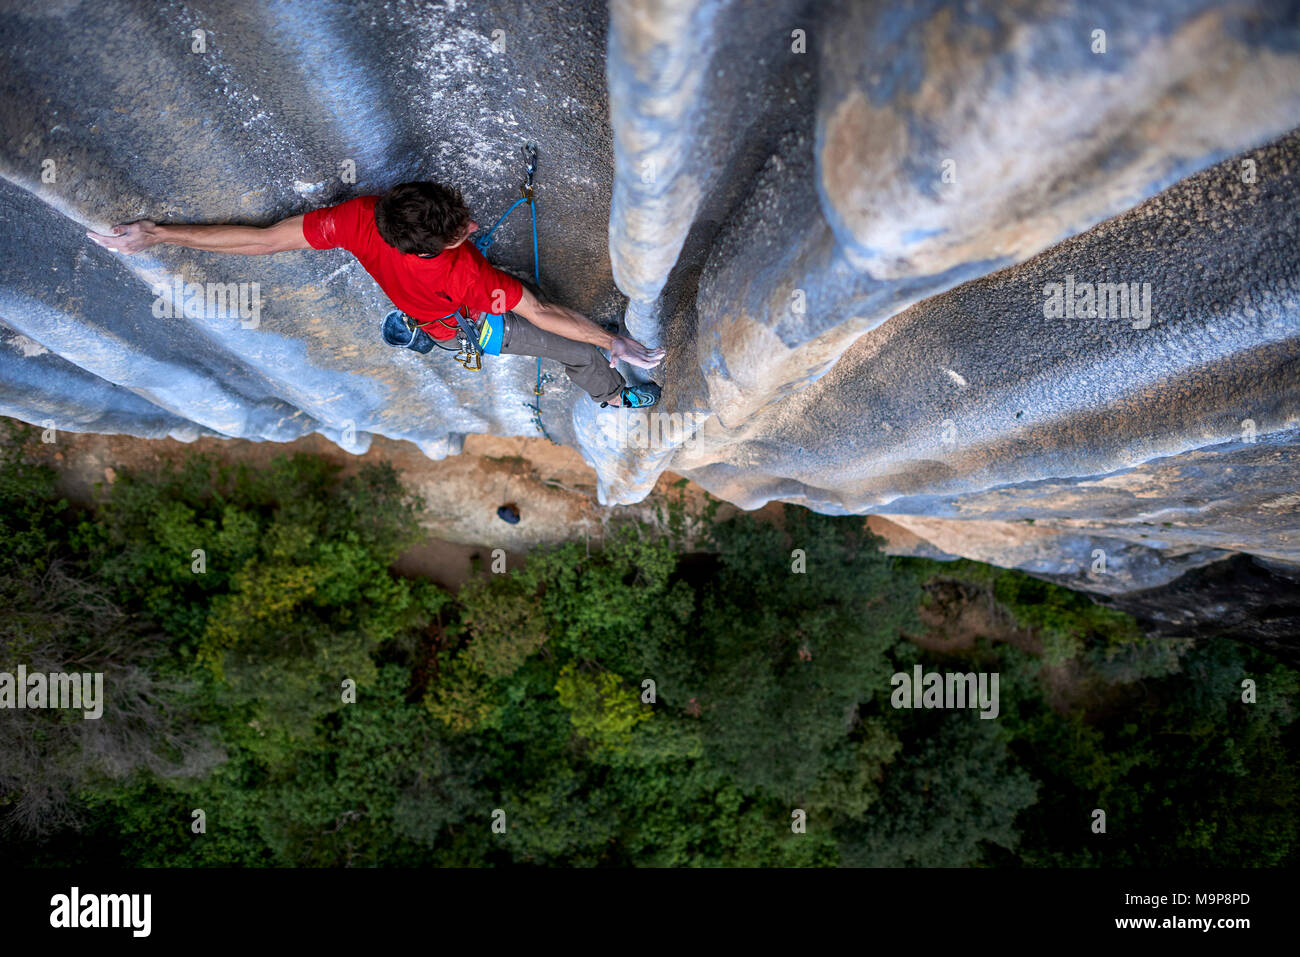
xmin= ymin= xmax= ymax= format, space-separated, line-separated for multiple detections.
xmin=608 ymin=335 xmax=666 ymax=369
xmin=87 ymin=221 xmax=161 ymax=254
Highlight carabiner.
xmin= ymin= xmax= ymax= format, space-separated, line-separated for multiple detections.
xmin=521 ymin=143 xmax=537 ymax=200
xmin=455 ymin=336 xmax=483 ymax=371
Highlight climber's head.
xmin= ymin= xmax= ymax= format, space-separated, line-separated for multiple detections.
xmin=374 ymin=181 xmax=478 ymax=257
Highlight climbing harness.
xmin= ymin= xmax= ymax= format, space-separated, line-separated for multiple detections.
xmin=451 ymin=308 xmax=486 ymax=371
xmin=380 ymin=144 xmax=551 ymax=441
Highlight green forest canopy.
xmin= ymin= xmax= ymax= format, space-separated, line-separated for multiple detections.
xmin=1 ymin=422 xmax=1295 ymax=867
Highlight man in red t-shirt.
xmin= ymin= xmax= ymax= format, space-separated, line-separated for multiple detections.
xmin=87 ymin=181 xmax=665 ymax=407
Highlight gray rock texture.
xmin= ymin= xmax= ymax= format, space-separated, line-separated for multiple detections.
xmin=2 ymin=0 xmax=1298 ymax=607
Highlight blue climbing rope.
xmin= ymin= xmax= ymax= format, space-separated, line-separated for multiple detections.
xmin=473 ymin=144 xmax=551 ymax=442
xmin=472 ymin=196 xmax=531 ymax=256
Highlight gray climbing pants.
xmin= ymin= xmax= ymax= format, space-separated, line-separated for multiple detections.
xmin=500 ymin=314 xmax=624 ymax=404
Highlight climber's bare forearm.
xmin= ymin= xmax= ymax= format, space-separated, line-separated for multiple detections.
xmin=522 ymin=299 xmax=614 ymax=350
xmin=153 ymin=222 xmax=294 ymax=254
xmin=511 ymin=286 xmax=665 ymax=369
xmin=87 ymin=215 xmax=310 ymax=255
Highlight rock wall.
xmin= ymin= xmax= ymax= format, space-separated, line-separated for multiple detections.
xmin=2 ymin=0 xmax=1299 ymax=604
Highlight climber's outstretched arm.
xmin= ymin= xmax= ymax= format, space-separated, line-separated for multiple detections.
xmin=86 ymin=215 xmax=311 ymax=256
xmin=511 ymin=286 xmax=666 ymax=370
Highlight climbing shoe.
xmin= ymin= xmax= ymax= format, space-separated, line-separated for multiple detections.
xmin=602 ymin=382 xmax=661 ymax=409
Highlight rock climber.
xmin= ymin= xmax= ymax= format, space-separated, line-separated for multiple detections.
xmin=86 ymin=181 xmax=665 ymax=408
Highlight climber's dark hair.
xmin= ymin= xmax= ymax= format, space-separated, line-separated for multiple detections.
xmin=373 ymin=181 xmax=471 ymax=256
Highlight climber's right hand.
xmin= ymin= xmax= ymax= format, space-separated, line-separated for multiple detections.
xmin=86 ymin=221 xmax=161 ymax=255
xmin=608 ymin=335 xmax=666 ymax=370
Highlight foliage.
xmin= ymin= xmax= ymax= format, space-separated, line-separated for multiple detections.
xmin=839 ymin=715 xmax=1039 ymax=867
xmin=3 ymin=422 xmax=1297 ymax=868
xmin=554 ymin=661 xmax=652 ymax=753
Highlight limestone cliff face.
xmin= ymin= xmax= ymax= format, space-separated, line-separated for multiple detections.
xmin=2 ymin=1 xmax=1299 ymax=605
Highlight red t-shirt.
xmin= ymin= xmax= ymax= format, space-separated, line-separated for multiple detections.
xmin=302 ymin=195 xmax=523 ymax=340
